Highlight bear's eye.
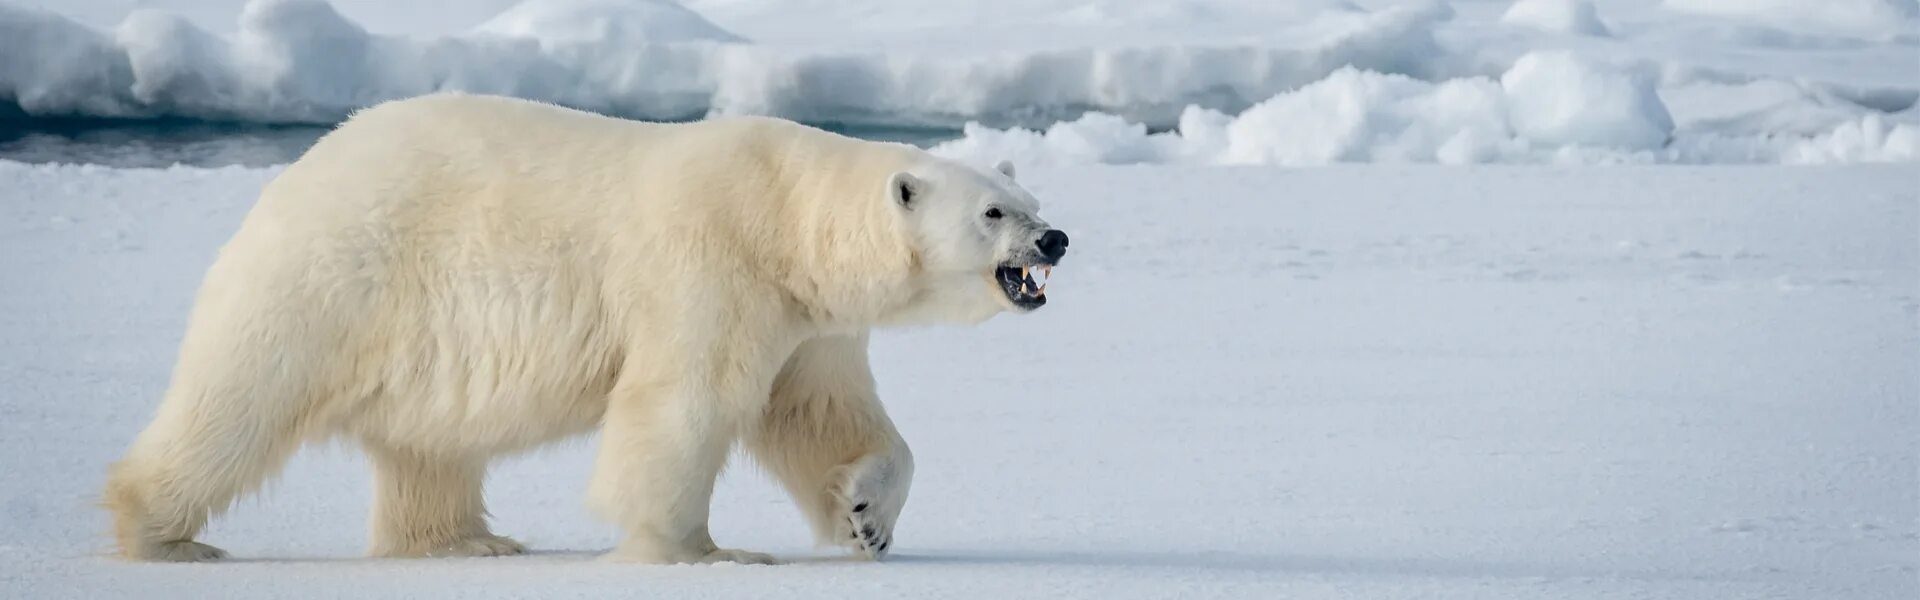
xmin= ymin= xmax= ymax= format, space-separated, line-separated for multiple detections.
xmin=984 ymin=207 xmax=1004 ymax=220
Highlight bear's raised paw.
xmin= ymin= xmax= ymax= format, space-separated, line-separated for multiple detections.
xmin=828 ymin=451 xmax=911 ymax=560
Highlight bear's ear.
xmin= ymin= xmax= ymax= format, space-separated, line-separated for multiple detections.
xmin=889 ymin=172 xmax=923 ymax=209
xmin=994 ymin=160 xmax=1016 ymax=180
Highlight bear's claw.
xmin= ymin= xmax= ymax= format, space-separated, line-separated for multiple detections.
xmin=841 ymin=513 xmax=891 ymax=558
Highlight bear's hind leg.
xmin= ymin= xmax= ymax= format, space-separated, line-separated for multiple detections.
xmin=103 ymin=388 xmax=307 ymax=561
xmin=363 ymin=444 xmax=525 ymax=558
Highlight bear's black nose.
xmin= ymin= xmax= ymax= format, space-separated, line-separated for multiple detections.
xmin=1036 ymin=229 xmax=1069 ymax=261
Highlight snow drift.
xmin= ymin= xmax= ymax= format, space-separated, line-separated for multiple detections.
xmin=1661 ymin=0 xmax=1920 ymax=39
xmin=1 ymin=0 xmax=1915 ymax=165
xmin=931 ymin=51 xmax=1917 ymax=166
xmin=1501 ymin=0 xmax=1612 ymax=37
xmin=0 ymin=0 xmax=1457 ymax=128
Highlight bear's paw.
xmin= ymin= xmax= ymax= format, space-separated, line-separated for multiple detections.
xmin=426 ymin=534 xmax=528 ymax=558
xmin=134 ymin=540 xmax=229 ymax=562
xmin=828 ymin=450 xmax=912 ymax=560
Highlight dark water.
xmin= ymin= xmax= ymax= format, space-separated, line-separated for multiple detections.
xmin=0 ymin=120 xmax=964 ymax=168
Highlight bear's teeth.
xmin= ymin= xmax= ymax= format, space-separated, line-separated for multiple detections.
xmin=1030 ymin=266 xmax=1050 ymax=287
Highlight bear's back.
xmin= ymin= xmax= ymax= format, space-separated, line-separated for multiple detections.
xmin=235 ymin=93 xmax=923 ymax=313
xmin=281 ymin=93 xmax=912 ymax=218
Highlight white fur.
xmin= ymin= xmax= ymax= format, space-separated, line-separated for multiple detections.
xmin=101 ymin=93 xmax=1055 ymax=564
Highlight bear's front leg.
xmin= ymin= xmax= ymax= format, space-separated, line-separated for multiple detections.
xmin=587 ymin=371 xmax=776 ymax=565
xmin=750 ymin=334 xmax=914 ymax=559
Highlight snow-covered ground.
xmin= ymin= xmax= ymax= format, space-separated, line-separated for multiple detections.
xmin=3 ymin=0 xmax=1917 ymax=164
xmin=1 ymin=160 xmax=1915 ymax=598
xmin=3 ymin=0 xmax=1918 ymax=598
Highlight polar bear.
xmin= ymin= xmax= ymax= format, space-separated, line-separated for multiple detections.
xmin=101 ymin=93 xmax=1069 ymax=564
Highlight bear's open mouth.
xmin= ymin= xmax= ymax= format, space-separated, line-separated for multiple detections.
xmin=994 ymin=264 xmax=1051 ymax=309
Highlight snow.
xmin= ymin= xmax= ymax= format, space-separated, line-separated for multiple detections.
xmin=0 ymin=0 xmax=1463 ymax=128
xmin=2 ymin=0 xmax=1916 ymax=165
xmin=1661 ymin=0 xmax=1920 ymax=39
xmin=2 ymin=160 xmax=1915 ymax=598
xmin=1500 ymin=0 xmax=1612 ymax=37
xmin=473 ymin=0 xmax=742 ymax=45
xmin=931 ymin=51 xmax=1918 ymax=167
xmin=1496 ymin=50 xmax=1670 ymax=149
xmin=2 ymin=1 xmax=1919 ymax=595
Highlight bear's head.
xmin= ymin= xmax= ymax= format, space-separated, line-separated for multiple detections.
xmin=879 ymin=159 xmax=1069 ymax=326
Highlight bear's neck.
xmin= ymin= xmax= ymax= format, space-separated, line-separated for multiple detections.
xmin=757 ymin=133 xmax=920 ymax=332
